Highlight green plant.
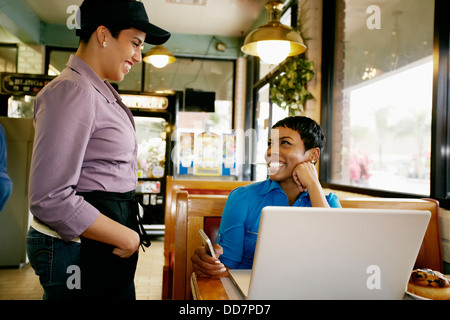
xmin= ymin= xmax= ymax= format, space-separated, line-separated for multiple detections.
xmin=269 ymin=55 xmax=315 ymax=116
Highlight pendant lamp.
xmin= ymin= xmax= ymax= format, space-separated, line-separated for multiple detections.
xmin=143 ymin=45 xmax=176 ymax=68
xmin=241 ymin=0 xmax=306 ymax=65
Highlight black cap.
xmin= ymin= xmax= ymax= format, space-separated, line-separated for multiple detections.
xmin=76 ymin=2 xmax=170 ymax=45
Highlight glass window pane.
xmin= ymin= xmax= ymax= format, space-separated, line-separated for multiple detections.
xmin=111 ymin=63 xmax=143 ymax=91
xmin=134 ymin=117 xmax=168 ymax=179
xmin=48 ymin=50 xmax=74 ymax=75
xmin=149 ymin=57 xmax=234 ymax=132
xmin=0 ymin=45 xmax=17 ymax=73
xmin=271 ymin=97 xmax=289 ymax=125
xmin=254 ymin=83 xmax=270 ymax=181
xmin=331 ymin=0 xmax=434 ymax=195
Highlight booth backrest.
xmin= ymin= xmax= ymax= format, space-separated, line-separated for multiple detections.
xmin=172 ymin=191 xmax=228 ymax=300
xmin=339 ymin=197 xmax=442 ymax=272
xmin=162 ymin=176 xmax=251 ymax=299
xmin=172 ymin=193 xmax=443 ymax=300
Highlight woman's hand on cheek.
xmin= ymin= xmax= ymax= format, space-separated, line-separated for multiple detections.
xmin=292 ymin=161 xmax=318 ymax=192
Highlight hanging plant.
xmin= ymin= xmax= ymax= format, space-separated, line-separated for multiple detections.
xmin=269 ymin=55 xmax=315 ymax=116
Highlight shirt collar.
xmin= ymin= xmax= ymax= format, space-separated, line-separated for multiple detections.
xmin=259 ymin=179 xmax=282 ymax=195
xmin=66 ymin=55 xmax=118 ymax=104
xmin=259 ymin=178 xmax=310 ymax=201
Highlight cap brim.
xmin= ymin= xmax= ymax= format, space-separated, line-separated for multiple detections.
xmin=133 ymin=21 xmax=171 ymax=45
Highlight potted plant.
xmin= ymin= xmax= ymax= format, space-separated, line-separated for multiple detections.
xmin=269 ymin=55 xmax=315 ymax=116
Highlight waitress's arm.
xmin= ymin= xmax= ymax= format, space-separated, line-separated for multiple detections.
xmin=81 ymin=213 xmax=140 ymax=258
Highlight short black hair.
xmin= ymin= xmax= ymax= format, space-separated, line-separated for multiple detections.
xmin=77 ymin=0 xmax=136 ymax=43
xmin=272 ymin=116 xmax=325 ymax=152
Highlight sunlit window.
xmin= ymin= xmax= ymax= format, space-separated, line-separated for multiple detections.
xmin=329 ymin=0 xmax=434 ymax=195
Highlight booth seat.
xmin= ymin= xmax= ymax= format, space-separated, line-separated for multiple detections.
xmin=162 ymin=176 xmax=251 ymax=299
xmin=171 ymin=191 xmax=443 ymax=300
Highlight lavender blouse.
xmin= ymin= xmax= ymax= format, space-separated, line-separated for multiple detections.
xmin=29 ymin=55 xmax=138 ymax=241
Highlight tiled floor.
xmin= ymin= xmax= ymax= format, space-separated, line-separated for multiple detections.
xmin=0 ymin=236 xmax=164 ymax=300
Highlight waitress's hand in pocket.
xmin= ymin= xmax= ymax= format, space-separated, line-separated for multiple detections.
xmin=112 ymin=228 xmax=140 ymax=258
xmin=82 ymin=213 xmax=141 ymax=258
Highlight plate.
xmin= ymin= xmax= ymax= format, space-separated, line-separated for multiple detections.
xmin=405 ymin=291 xmax=431 ymax=300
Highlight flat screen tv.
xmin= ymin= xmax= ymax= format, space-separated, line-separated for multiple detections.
xmin=183 ymin=88 xmax=215 ymax=112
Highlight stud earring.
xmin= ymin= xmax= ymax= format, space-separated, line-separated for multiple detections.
xmin=102 ymin=41 xmax=107 ymax=48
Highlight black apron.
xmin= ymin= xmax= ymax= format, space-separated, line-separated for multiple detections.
xmin=77 ymin=190 xmax=150 ymax=300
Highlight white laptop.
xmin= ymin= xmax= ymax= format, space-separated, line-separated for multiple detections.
xmin=228 ymin=206 xmax=430 ymax=300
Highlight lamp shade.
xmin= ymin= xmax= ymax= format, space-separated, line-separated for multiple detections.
xmin=143 ymin=45 xmax=176 ymax=68
xmin=241 ymin=0 xmax=306 ymax=64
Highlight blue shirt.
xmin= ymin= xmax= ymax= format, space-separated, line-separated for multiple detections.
xmin=0 ymin=124 xmax=12 ymax=211
xmin=216 ymin=179 xmax=341 ymax=269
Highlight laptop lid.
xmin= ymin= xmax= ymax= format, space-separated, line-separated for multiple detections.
xmin=242 ymin=206 xmax=430 ymax=300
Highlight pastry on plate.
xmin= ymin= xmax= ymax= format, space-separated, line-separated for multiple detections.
xmin=407 ymin=268 xmax=450 ymax=300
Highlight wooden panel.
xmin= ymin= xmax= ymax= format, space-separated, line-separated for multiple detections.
xmin=165 ymin=177 xmax=250 ymax=257
xmin=172 ymin=191 xmax=228 ymax=299
xmin=340 ymin=197 xmax=443 ymax=272
xmin=204 ymin=217 xmax=221 ymax=244
xmin=190 ymin=273 xmax=229 ymax=300
xmin=172 ymin=191 xmax=188 ymax=300
xmin=163 ymin=176 xmax=250 ymax=299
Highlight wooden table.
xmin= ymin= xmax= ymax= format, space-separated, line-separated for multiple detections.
xmin=191 ymin=272 xmax=450 ymax=300
xmin=190 ymin=272 xmax=243 ymax=300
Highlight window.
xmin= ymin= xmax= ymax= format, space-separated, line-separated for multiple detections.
xmin=322 ymin=0 xmax=435 ymax=196
xmin=250 ymin=0 xmax=298 ymax=181
xmin=254 ymin=83 xmax=270 ymax=181
xmin=46 ymin=48 xmax=74 ymax=75
xmin=145 ymin=57 xmax=234 ymax=132
xmin=0 ymin=44 xmax=17 ymax=73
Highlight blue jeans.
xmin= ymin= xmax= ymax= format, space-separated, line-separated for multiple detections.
xmin=26 ymin=227 xmax=136 ymax=300
xmin=26 ymin=227 xmax=83 ymax=300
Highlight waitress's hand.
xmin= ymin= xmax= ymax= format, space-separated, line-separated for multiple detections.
xmin=82 ymin=213 xmax=140 ymax=259
xmin=112 ymin=228 xmax=140 ymax=258
xmin=191 ymin=244 xmax=228 ymax=278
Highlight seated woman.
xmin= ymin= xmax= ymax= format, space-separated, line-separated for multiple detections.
xmin=191 ymin=116 xmax=341 ymax=277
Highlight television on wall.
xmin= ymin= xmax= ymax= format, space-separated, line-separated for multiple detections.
xmin=183 ymin=88 xmax=215 ymax=112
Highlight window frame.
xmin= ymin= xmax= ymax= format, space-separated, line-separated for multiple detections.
xmin=248 ymin=0 xmax=299 ymax=181
xmin=320 ymin=0 xmax=450 ymax=208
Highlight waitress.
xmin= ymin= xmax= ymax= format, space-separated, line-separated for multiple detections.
xmin=27 ymin=0 xmax=170 ymax=300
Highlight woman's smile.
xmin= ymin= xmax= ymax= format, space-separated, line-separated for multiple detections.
xmin=267 ymin=160 xmax=286 ymax=175
xmin=124 ymin=60 xmax=133 ymax=73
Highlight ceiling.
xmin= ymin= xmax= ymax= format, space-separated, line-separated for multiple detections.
xmin=0 ymin=0 xmax=272 ymax=97
xmin=22 ymin=0 xmax=267 ymax=37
